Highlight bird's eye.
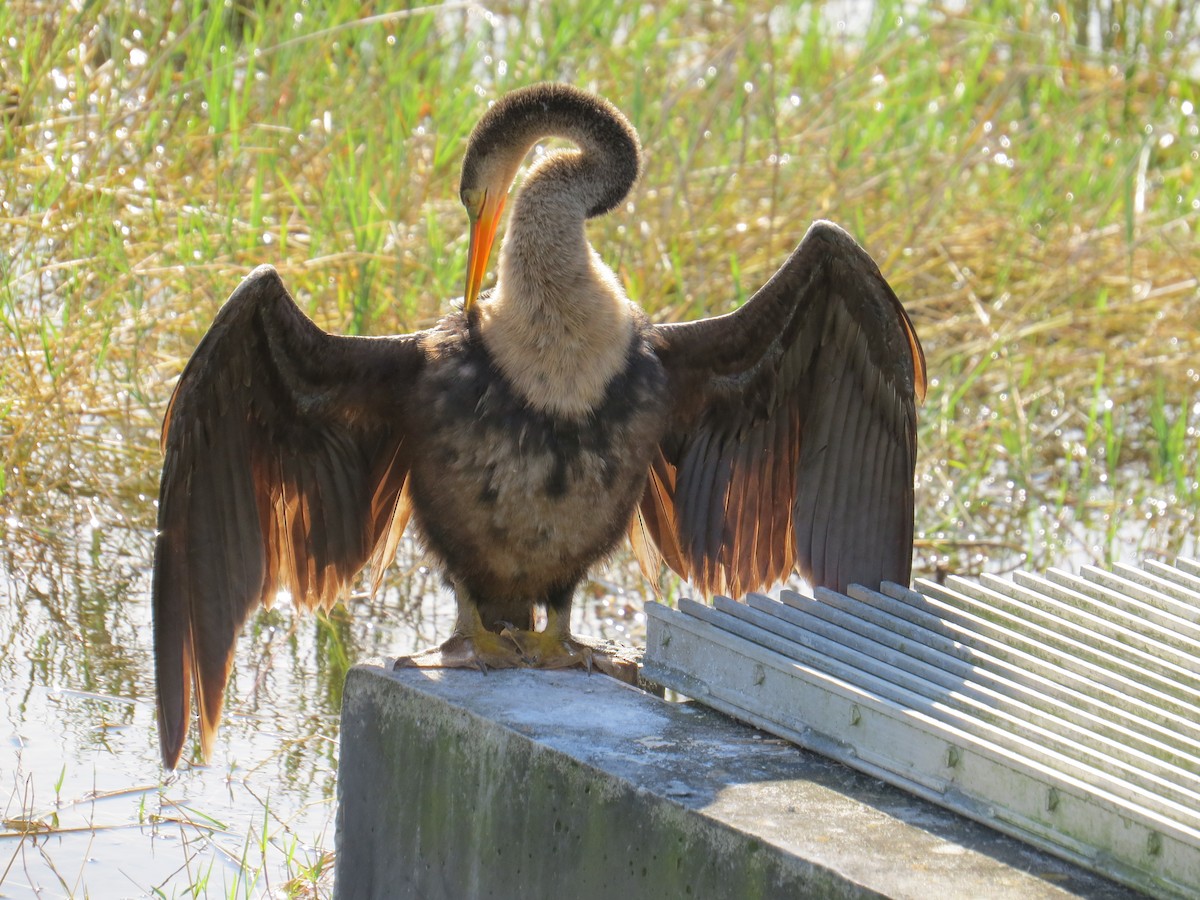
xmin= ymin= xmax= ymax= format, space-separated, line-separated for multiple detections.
xmin=461 ymin=188 xmax=486 ymax=218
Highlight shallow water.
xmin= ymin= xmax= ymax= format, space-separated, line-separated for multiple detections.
xmin=2 ymin=479 xmax=1194 ymax=898
xmin=0 ymin=502 xmax=659 ymax=898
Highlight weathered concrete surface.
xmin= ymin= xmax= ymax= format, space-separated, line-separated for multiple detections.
xmin=334 ymin=663 xmax=1137 ymax=900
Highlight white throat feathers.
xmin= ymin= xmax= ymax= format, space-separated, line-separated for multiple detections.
xmin=476 ymin=149 xmax=636 ymax=419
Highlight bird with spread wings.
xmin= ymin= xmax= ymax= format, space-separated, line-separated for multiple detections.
xmin=152 ymin=83 xmax=926 ymax=769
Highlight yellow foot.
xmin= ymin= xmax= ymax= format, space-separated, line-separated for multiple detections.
xmin=393 ymin=628 xmax=525 ymax=674
xmin=392 ymin=606 xmax=642 ymax=685
xmin=502 ymin=624 xmax=593 ymax=670
xmin=502 ymin=624 xmax=642 ymax=686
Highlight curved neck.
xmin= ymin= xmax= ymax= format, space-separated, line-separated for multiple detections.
xmin=460 ymin=83 xmax=641 ymax=222
xmin=462 ymin=85 xmax=642 ymax=418
xmin=498 ymin=152 xmax=607 ymax=298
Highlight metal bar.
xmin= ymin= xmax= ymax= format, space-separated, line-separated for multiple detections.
xmin=823 ymin=584 xmax=1200 ymax=766
xmin=1082 ymin=565 xmax=1200 ymax=635
xmin=914 ymin=578 xmax=1200 ymax=731
xmin=642 ymin=556 xmax=1200 ymax=899
xmin=768 ymin=589 xmax=1200 ymax=791
xmin=717 ymin=593 xmax=1200 ymax=821
xmin=1146 ymin=558 xmax=1200 ymax=589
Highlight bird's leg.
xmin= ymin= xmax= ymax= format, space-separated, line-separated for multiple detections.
xmin=393 ymin=603 xmax=527 ymax=673
xmin=501 ymin=607 xmax=641 ymax=685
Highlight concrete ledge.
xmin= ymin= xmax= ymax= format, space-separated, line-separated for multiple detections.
xmin=334 ymin=664 xmax=1134 ymax=899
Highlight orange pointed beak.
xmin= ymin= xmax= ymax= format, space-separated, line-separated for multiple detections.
xmin=464 ymin=191 xmax=506 ymax=310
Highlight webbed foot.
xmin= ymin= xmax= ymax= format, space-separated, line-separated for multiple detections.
xmin=393 ymin=606 xmax=641 ymax=685
xmin=503 ymin=608 xmax=641 ymax=685
xmin=501 ymin=621 xmax=594 ymax=670
xmin=394 ymin=622 xmax=525 ymax=674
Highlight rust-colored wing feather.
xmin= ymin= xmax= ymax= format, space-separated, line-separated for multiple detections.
xmin=644 ymin=220 xmax=926 ymax=597
xmin=153 ymin=266 xmax=422 ymax=768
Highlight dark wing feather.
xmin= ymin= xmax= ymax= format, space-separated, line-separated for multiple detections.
xmin=153 ymin=266 xmax=422 ymax=768
xmin=644 ymin=220 xmax=926 ymax=597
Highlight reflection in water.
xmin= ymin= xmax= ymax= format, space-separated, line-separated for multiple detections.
xmin=2 ymin=437 xmax=1195 ymax=895
xmin=0 ymin=490 xmax=661 ymax=896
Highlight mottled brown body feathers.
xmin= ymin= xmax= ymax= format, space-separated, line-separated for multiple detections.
xmin=408 ymin=306 xmax=667 ymax=629
xmin=152 ymin=83 xmax=925 ymax=768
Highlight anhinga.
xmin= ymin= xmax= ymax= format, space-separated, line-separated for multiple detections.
xmin=153 ymin=83 xmax=926 ymax=769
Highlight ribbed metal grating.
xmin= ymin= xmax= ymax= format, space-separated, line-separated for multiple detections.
xmin=642 ymin=557 xmax=1200 ymax=898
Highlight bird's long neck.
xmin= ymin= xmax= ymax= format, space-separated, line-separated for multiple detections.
xmin=471 ymin=89 xmax=641 ymax=419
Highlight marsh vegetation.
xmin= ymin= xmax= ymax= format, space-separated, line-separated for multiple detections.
xmin=1 ymin=0 xmax=1197 ymax=895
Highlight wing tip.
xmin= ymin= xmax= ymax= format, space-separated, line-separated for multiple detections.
xmin=227 ymin=264 xmax=287 ymax=304
xmin=804 ymin=219 xmax=858 ymax=250
xmin=245 ymin=263 xmax=282 ymax=283
xmin=806 ymin=219 xmax=928 ymax=404
xmin=156 ymin=700 xmax=186 ymax=770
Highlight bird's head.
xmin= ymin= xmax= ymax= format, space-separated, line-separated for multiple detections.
xmin=459 ymin=106 xmax=525 ymax=311
xmin=458 ymin=83 xmax=641 ymax=312
xmin=460 ymin=179 xmax=507 ymax=312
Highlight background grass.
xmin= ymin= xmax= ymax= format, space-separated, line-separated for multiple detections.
xmin=1 ymin=0 xmax=1198 ymax=895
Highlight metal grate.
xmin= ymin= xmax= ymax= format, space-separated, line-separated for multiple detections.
xmin=642 ymin=558 xmax=1200 ymax=898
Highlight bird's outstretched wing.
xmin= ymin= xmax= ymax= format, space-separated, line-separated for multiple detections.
xmin=637 ymin=220 xmax=926 ymax=598
xmin=153 ymin=266 xmax=422 ymax=768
